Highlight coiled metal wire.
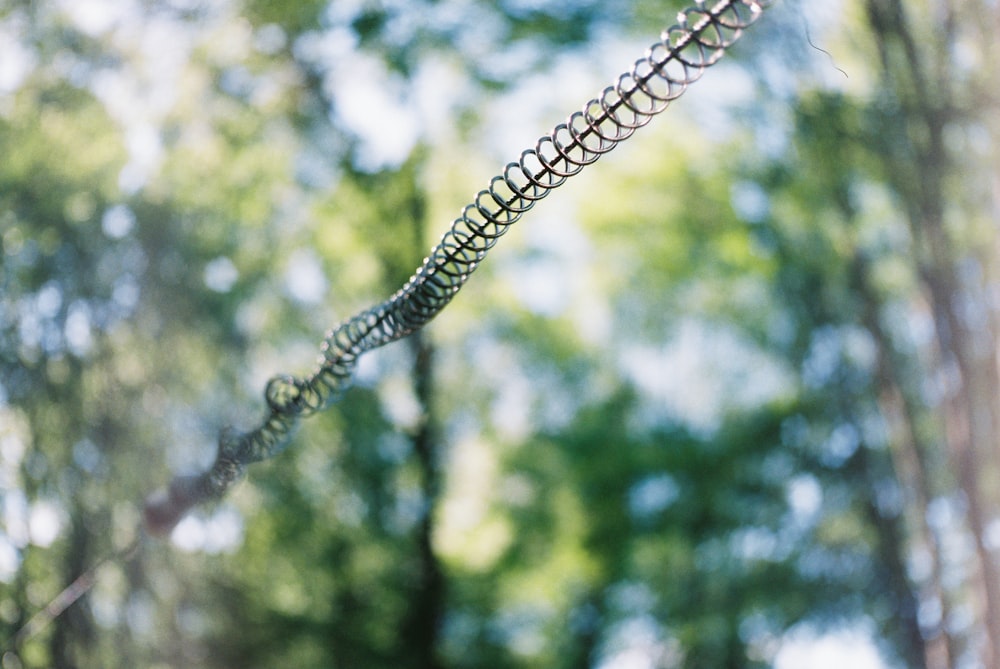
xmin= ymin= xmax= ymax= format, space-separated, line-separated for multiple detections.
xmin=144 ymin=0 xmax=772 ymax=535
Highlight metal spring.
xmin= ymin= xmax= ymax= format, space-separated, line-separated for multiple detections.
xmin=143 ymin=0 xmax=772 ymax=536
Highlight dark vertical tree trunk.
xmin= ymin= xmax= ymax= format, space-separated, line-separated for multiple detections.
xmin=851 ymin=254 xmax=956 ymax=668
xmin=398 ymin=161 xmax=445 ymax=669
xmin=566 ymin=596 xmax=602 ymax=669
xmin=50 ymin=513 xmax=95 ymax=669
xmin=850 ymin=443 xmax=928 ymax=669
xmin=401 ymin=331 xmax=446 ymax=669
xmin=863 ymin=1 xmax=1000 ymax=665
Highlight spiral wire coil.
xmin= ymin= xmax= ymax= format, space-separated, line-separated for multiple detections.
xmin=143 ymin=0 xmax=772 ymax=535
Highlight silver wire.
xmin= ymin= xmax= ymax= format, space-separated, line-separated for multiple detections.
xmin=143 ymin=0 xmax=773 ymax=536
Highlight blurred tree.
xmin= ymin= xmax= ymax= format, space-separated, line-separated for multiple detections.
xmin=2 ymin=1 xmax=998 ymax=669
xmin=0 ymin=79 xmax=130 ymax=668
xmin=859 ymin=1 xmax=1000 ymax=665
xmin=738 ymin=2 xmax=1000 ymax=666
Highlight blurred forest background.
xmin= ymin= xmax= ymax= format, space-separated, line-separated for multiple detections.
xmin=2 ymin=0 xmax=999 ymax=667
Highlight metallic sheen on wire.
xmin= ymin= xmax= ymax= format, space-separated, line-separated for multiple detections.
xmin=143 ymin=0 xmax=773 ymax=536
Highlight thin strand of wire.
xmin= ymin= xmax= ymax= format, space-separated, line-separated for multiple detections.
xmin=163 ymin=0 xmax=771 ymax=510
xmin=4 ymin=539 xmax=140 ymax=653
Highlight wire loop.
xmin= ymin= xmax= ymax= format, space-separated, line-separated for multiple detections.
xmin=143 ymin=0 xmax=772 ymax=536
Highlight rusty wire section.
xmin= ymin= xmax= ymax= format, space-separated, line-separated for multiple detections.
xmin=144 ymin=0 xmax=773 ymax=536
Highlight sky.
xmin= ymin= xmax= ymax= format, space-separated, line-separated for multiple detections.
xmin=3 ymin=1 xmax=900 ymax=666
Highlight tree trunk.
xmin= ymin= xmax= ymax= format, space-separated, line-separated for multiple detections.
xmin=50 ymin=513 xmax=96 ymax=669
xmin=401 ymin=332 xmax=446 ymax=669
xmin=852 ymin=253 xmax=955 ymax=668
xmin=863 ymin=1 xmax=1000 ymax=665
xmin=398 ymin=168 xmax=445 ymax=669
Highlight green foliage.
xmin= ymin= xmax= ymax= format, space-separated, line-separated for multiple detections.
xmin=3 ymin=2 xmax=997 ymax=669
xmin=244 ymin=0 xmax=327 ymax=35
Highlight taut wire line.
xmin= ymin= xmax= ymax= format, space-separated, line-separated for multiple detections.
xmin=3 ymin=538 xmax=141 ymax=655
xmin=5 ymin=1 xmax=772 ymax=651
xmin=142 ymin=0 xmax=774 ymax=537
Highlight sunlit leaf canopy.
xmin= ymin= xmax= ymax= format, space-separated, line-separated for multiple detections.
xmin=2 ymin=1 xmax=999 ymax=669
